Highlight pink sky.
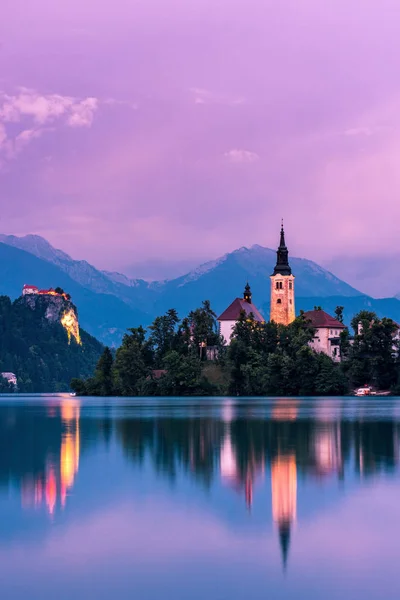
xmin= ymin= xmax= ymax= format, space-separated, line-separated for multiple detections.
xmin=1 ymin=0 xmax=400 ymax=274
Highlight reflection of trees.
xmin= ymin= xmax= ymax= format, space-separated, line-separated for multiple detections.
xmin=116 ymin=416 xmax=400 ymax=487
xmin=117 ymin=418 xmax=224 ymax=486
xmin=1 ymin=404 xmax=400 ymax=516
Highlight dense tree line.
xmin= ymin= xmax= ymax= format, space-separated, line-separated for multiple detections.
xmin=71 ymin=300 xmax=400 ymax=397
xmin=0 ymin=295 xmax=103 ymax=392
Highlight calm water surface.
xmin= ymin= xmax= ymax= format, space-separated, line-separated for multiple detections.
xmin=0 ymin=395 xmax=399 ymax=599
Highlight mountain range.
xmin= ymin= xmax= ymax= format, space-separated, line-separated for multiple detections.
xmin=1 ymin=234 xmax=400 ymax=344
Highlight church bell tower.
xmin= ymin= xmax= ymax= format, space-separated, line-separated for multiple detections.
xmin=270 ymin=221 xmax=295 ymax=325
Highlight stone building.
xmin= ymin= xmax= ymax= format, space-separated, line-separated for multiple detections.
xmin=22 ymin=284 xmax=39 ymax=295
xmin=303 ymin=309 xmax=346 ymax=362
xmin=217 ymin=283 xmax=264 ymax=344
xmin=270 ymin=223 xmax=295 ymax=325
xmin=1 ymin=372 xmax=17 ymax=386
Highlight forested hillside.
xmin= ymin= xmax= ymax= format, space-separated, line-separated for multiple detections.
xmin=0 ymin=295 xmax=103 ymax=392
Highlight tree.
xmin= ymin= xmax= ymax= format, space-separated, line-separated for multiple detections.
xmin=70 ymin=377 xmax=87 ymax=395
xmin=94 ymin=347 xmax=114 ymax=396
xmin=149 ymin=309 xmax=180 ymax=367
xmin=314 ymin=354 xmax=348 ymax=395
xmin=157 ymin=351 xmax=216 ymax=396
xmin=188 ymin=300 xmax=222 ymax=359
xmin=114 ymin=328 xmax=150 ymax=395
xmin=348 ymin=311 xmax=398 ymax=389
xmin=335 ymin=306 xmax=344 ymax=324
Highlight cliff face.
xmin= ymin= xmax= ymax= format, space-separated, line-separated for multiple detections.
xmin=20 ymin=294 xmax=81 ymax=345
xmin=0 ymin=294 xmax=103 ymax=393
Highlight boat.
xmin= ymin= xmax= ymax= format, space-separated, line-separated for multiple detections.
xmin=69 ymin=392 xmax=76 ymax=397
xmin=355 ymin=386 xmax=372 ymax=396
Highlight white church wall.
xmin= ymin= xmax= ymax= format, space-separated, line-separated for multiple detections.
xmin=219 ymin=320 xmax=236 ymax=345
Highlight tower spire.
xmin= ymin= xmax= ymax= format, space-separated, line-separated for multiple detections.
xmin=279 ymin=522 xmax=291 ymax=572
xmin=273 ymin=220 xmax=291 ymax=276
xmin=243 ymin=282 xmax=252 ymax=303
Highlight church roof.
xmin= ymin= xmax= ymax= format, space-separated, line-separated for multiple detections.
xmin=303 ymin=310 xmax=346 ymax=329
xmin=218 ymin=298 xmax=264 ymax=322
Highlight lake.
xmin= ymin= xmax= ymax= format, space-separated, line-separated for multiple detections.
xmin=0 ymin=395 xmax=399 ymax=599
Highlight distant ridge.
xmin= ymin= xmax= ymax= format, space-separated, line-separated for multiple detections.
xmin=3 ymin=234 xmax=400 ymax=343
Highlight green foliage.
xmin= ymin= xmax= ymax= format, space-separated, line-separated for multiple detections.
xmin=0 ymin=295 xmax=103 ymax=392
xmin=70 ymin=301 xmax=400 ymax=398
xmin=227 ymin=312 xmax=348 ymax=396
xmin=347 ymin=311 xmax=398 ymax=390
xmin=148 ymin=309 xmax=181 ymax=367
xmin=188 ymin=300 xmax=222 ymax=360
xmin=335 ymin=306 xmax=344 ymax=324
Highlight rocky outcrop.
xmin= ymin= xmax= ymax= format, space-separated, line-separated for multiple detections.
xmin=19 ymin=294 xmax=81 ymax=345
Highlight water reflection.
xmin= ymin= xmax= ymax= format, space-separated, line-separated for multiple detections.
xmin=20 ymin=399 xmax=80 ymax=514
xmin=1 ymin=396 xmax=400 ymax=599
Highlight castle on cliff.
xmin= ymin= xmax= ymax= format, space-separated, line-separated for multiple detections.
xmin=21 ymin=284 xmax=81 ymax=345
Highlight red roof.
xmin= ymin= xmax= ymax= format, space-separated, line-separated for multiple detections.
xmin=303 ymin=310 xmax=346 ymax=329
xmin=218 ymin=298 xmax=264 ymax=322
xmin=23 ymin=284 xmax=38 ymax=289
xmin=152 ymin=369 xmax=167 ymax=379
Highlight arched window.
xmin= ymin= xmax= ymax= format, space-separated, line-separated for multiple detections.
xmin=289 ymin=282 xmax=292 ymax=290
xmin=277 ymin=299 xmax=282 ymax=304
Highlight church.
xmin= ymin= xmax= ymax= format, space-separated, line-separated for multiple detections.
xmin=217 ymin=222 xmax=346 ymax=360
xmin=217 ymin=222 xmax=296 ymax=343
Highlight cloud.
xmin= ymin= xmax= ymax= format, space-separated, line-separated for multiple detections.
xmin=67 ymin=97 xmax=99 ymax=127
xmin=344 ymin=127 xmax=374 ymax=137
xmin=0 ymin=123 xmax=6 ymax=148
xmin=224 ymin=149 xmax=259 ymax=164
xmin=0 ymin=88 xmax=100 ymax=162
xmin=0 ymin=88 xmax=98 ymax=127
xmin=14 ymin=128 xmax=45 ymax=153
xmin=190 ymin=87 xmax=245 ymax=106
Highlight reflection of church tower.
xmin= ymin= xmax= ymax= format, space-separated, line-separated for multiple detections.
xmin=271 ymin=454 xmax=297 ymax=570
xmin=270 ymin=222 xmax=295 ymax=325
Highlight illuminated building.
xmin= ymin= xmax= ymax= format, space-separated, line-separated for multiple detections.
xmin=217 ymin=283 xmax=264 ymax=345
xmin=303 ymin=309 xmax=346 ymax=362
xmin=271 ymin=454 xmax=297 ymax=569
xmin=270 ymin=222 xmax=295 ymax=326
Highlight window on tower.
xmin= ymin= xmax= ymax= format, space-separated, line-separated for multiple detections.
xmin=289 ymin=282 xmax=292 ymax=290
xmin=277 ymin=299 xmax=282 ymax=304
